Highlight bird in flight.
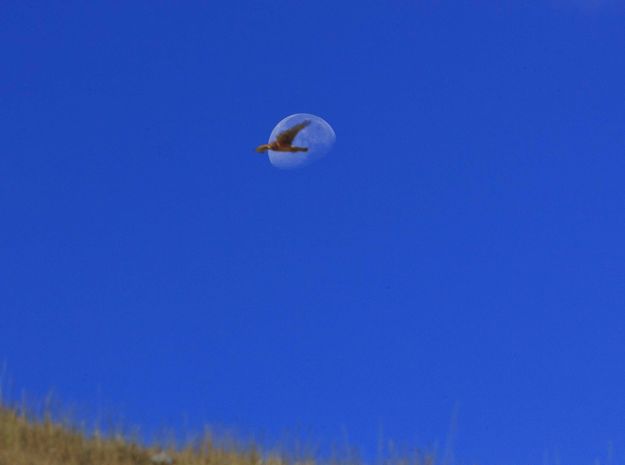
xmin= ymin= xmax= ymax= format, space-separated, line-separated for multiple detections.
xmin=256 ymin=120 xmax=310 ymax=153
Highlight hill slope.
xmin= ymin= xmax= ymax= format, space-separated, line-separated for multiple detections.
xmin=0 ymin=402 xmax=434 ymax=465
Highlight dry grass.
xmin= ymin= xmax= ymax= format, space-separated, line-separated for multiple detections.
xmin=0 ymin=400 xmax=437 ymax=465
xmin=0 ymin=400 xmax=269 ymax=465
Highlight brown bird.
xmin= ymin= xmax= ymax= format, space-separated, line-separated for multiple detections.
xmin=256 ymin=120 xmax=310 ymax=153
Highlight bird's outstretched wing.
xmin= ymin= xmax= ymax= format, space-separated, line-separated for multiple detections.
xmin=275 ymin=120 xmax=311 ymax=145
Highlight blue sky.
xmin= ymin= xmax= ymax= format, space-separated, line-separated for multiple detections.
xmin=1 ymin=2 xmax=625 ymax=464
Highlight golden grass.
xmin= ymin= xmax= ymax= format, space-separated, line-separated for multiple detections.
xmin=0 ymin=400 xmax=437 ymax=465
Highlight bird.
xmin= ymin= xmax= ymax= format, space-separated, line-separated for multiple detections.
xmin=256 ymin=120 xmax=310 ymax=153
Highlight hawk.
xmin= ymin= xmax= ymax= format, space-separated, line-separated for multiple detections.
xmin=256 ymin=120 xmax=310 ymax=153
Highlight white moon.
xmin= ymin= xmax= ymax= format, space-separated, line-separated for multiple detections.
xmin=266 ymin=113 xmax=336 ymax=170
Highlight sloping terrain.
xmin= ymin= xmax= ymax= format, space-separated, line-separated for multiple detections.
xmin=0 ymin=402 xmax=434 ymax=465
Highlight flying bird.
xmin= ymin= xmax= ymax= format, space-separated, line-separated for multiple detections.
xmin=256 ymin=120 xmax=310 ymax=153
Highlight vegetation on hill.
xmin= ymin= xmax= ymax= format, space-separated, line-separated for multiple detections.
xmin=0 ymin=400 xmax=436 ymax=465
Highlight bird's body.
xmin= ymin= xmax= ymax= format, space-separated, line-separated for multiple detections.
xmin=256 ymin=120 xmax=310 ymax=153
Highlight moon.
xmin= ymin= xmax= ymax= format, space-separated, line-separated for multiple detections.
xmin=266 ymin=113 xmax=336 ymax=170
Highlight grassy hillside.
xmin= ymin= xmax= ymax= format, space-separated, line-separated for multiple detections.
xmin=0 ymin=400 xmax=436 ymax=465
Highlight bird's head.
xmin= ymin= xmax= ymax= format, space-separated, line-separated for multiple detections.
xmin=256 ymin=144 xmax=271 ymax=153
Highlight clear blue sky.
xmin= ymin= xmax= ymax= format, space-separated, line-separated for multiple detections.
xmin=2 ymin=2 xmax=625 ymax=464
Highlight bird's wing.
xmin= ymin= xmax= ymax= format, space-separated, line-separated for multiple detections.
xmin=275 ymin=120 xmax=311 ymax=145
